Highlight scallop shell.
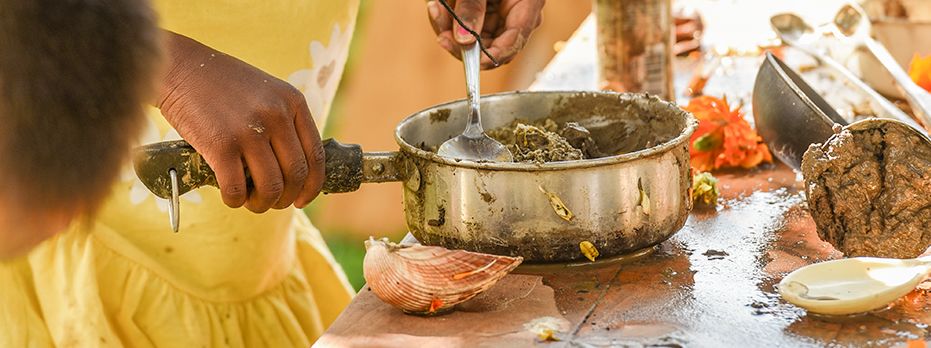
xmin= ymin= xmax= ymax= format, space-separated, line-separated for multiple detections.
xmin=363 ymin=237 xmax=523 ymax=315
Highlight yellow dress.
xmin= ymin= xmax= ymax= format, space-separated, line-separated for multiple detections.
xmin=0 ymin=0 xmax=360 ymax=346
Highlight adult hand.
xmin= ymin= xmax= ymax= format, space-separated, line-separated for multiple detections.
xmin=157 ymin=32 xmax=324 ymax=213
xmin=426 ymin=0 xmax=545 ymax=69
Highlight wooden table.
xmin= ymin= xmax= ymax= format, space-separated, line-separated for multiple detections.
xmin=318 ymin=18 xmax=931 ymax=348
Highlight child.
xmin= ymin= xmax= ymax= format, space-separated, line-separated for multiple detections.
xmin=0 ymin=0 xmax=161 ymax=345
xmin=0 ymin=1 xmax=161 ymax=258
xmin=2 ymin=0 xmax=547 ymax=346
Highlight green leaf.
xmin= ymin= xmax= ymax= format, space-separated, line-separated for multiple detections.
xmin=693 ymin=132 xmax=723 ymax=151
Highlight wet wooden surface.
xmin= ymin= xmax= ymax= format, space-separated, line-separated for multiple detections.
xmin=319 ymin=18 xmax=931 ymax=348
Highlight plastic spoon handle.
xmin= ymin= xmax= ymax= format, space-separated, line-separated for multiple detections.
xmin=461 ymin=42 xmax=484 ymax=137
xmin=917 ymin=254 xmax=931 ymax=265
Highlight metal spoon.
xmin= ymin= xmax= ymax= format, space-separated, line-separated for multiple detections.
xmin=779 ymin=255 xmax=931 ymax=315
xmin=770 ymin=13 xmax=923 ymax=132
xmin=437 ymin=43 xmax=513 ymax=162
xmin=832 ymin=3 xmax=931 ymax=130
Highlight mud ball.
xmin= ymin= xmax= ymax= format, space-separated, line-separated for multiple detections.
xmin=802 ymin=120 xmax=931 ymax=258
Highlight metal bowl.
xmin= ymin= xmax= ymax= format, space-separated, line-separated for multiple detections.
xmin=396 ymin=91 xmax=697 ymax=262
xmin=752 ymin=52 xmax=847 ymax=170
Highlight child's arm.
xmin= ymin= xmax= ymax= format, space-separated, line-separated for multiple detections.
xmin=155 ymin=32 xmax=325 ymax=213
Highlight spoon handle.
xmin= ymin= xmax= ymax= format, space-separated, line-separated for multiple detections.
xmin=796 ymin=44 xmax=921 ymax=132
xmin=913 ymin=255 xmax=931 ymax=280
xmin=863 ymin=37 xmax=931 ymax=130
xmin=461 ymin=42 xmax=484 ymax=137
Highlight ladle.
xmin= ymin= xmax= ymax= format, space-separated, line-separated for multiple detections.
xmin=832 ymin=3 xmax=931 ymax=131
xmin=779 ymin=255 xmax=931 ymax=315
xmin=436 ymin=43 xmax=513 ymax=162
xmin=770 ymin=13 xmax=923 ymax=132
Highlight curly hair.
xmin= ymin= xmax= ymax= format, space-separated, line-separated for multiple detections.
xmin=0 ymin=0 xmax=162 ymax=214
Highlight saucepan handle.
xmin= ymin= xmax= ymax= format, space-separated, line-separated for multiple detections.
xmin=132 ymin=139 xmax=405 ymax=199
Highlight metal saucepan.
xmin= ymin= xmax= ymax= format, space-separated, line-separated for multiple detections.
xmin=134 ymin=91 xmax=697 ymax=262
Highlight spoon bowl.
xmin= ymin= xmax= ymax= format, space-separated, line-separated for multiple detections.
xmin=779 ymin=256 xmax=931 ymax=315
xmin=771 ymin=13 xmax=813 ymax=44
xmin=437 ymin=43 xmax=513 ymax=162
xmin=437 ymin=134 xmax=513 ymax=162
xmin=833 ymin=4 xmax=867 ymax=38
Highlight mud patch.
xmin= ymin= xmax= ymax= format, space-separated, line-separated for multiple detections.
xmin=427 ymin=206 xmax=446 ymax=227
xmin=701 ymin=249 xmax=728 ymax=260
xmin=802 ymin=120 xmax=931 ymax=258
xmin=429 ymin=108 xmax=451 ymax=123
xmin=486 ymin=119 xmax=592 ymax=163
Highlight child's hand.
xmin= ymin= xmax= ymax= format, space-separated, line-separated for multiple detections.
xmin=157 ymin=32 xmax=324 ymax=213
xmin=426 ymin=0 xmax=545 ymax=69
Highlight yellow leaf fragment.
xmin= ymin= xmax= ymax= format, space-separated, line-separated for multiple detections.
xmin=691 ymin=171 xmax=719 ymax=207
xmin=539 ymin=185 xmax=574 ymax=222
xmin=579 ymin=241 xmax=599 ymax=262
xmin=524 ymin=317 xmax=567 ymax=342
xmin=638 ymin=178 xmax=651 ymax=216
xmin=538 ymin=329 xmax=560 ymax=342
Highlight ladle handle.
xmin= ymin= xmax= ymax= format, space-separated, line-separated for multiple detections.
xmin=863 ymin=37 xmax=931 ymax=129
xmin=798 ymin=44 xmax=922 ymax=132
xmin=462 ymin=42 xmax=484 ymax=137
xmin=132 ymin=139 xmax=402 ymax=199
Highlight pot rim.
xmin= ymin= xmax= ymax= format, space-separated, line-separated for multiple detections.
xmin=393 ymin=90 xmax=698 ymax=171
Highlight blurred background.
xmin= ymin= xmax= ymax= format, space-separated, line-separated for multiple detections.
xmin=305 ymin=1 xmax=592 ymax=290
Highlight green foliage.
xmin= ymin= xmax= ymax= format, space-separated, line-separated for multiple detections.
xmin=322 ymin=232 xmax=368 ymax=291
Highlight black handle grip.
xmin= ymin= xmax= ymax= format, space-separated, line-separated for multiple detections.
xmin=132 ymin=139 xmax=364 ymax=199
xmin=321 ymin=139 xmax=363 ymax=193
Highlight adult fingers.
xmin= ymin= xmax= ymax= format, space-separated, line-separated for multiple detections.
xmin=427 ymin=1 xmax=464 ymax=60
xmin=426 ymin=0 xmax=452 ymax=35
xmin=437 ymin=32 xmax=462 ymax=60
xmin=480 ymin=29 xmax=521 ymax=69
xmin=480 ymin=0 xmax=542 ymax=69
xmin=453 ymin=0 xmax=488 ymax=45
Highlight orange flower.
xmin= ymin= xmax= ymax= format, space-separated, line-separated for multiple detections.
xmin=684 ymin=96 xmax=772 ymax=172
xmin=909 ymin=53 xmax=931 ymax=93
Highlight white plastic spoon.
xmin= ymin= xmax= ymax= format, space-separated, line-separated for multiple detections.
xmin=778 ymin=256 xmax=931 ymax=315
